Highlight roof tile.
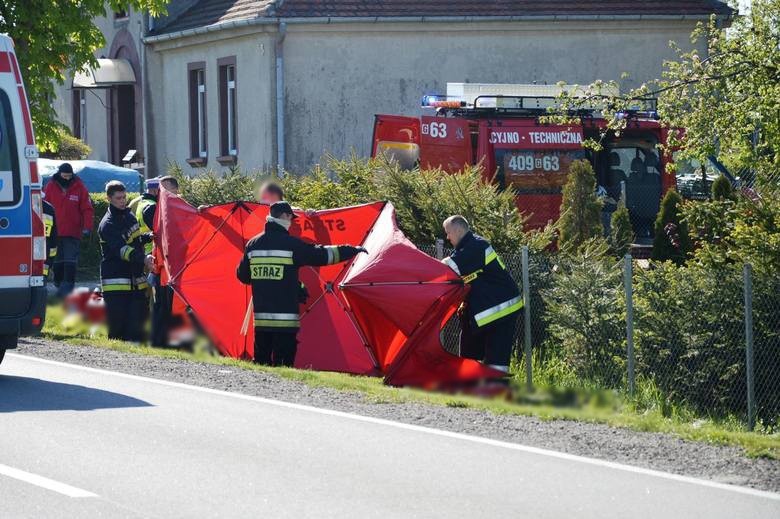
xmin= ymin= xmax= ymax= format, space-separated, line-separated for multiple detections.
xmin=154 ymin=0 xmax=732 ymax=35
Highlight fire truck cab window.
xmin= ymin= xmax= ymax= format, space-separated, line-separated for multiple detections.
xmin=0 ymin=89 xmax=21 ymax=206
xmin=603 ymin=142 xmax=661 ymax=241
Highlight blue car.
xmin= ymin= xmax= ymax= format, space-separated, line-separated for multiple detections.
xmin=38 ymin=158 xmax=142 ymax=193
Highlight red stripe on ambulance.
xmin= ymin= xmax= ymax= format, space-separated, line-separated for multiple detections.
xmin=0 ymin=52 xmax=11 ymax=73
xmin=9 ymin=50 xmax=21 ymax=83
xmin=17 ymin=86 xmax=33 ymax=145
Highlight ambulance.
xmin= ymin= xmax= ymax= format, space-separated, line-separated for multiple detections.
xmin=372 ymin=83 xmax=676 ymax=250
xmin=0 ymin=34 xmax=46 ymax=364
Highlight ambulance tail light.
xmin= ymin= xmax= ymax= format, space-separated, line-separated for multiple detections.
xmin=32 ymin=191 xmax=42 ymax=219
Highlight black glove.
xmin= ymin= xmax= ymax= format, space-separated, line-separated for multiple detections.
xmin=140 ymin=232 xmax=154 ymax=245
xmin=354 ymin=246 xmax=368 ymax=254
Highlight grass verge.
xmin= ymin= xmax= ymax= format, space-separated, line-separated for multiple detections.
xmin=38 ymin=304 xmax=780 ymax=460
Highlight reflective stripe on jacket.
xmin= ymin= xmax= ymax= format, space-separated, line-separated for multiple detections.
xmin=236 ymin=220 xmax=360 ymax=332
xmin=443 ymin=231 xmax=522 ymax=328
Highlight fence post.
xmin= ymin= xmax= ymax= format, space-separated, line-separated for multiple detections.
xmin=743 ymin=263 xmax=756 ymax=431
xmin=521 ymin=246 xmax=532 ymax=391
xmin=435 ymin=239 xmax=444 ymax=260
xmin=624 ymin=253 xmax=635 ymax=397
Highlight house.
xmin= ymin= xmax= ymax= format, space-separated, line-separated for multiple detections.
xmin=52 ymin=1 xmax=733 ymax=175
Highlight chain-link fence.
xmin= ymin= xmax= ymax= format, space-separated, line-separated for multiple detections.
xmin=421 ymin=241 xmax=780 ymax=429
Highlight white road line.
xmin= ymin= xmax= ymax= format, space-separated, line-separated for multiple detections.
xmin=9 ymin=353 xmax=780 ymax=502
xmin=0 ymin=463 xmax=97 ymax=498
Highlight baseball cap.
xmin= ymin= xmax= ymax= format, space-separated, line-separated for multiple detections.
xmin=270 ymin=201 xmax=299 ymax=219
xmin=145 ymin=176 xmax=161 ymax=189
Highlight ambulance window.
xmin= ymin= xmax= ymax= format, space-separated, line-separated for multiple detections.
xmin=0 ymin=89 xmax=21 ymax=207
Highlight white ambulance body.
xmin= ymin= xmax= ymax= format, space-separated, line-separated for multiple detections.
xmin=0 ymin=34 xmax=46 ymax=365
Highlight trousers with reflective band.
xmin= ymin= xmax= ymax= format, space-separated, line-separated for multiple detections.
xmin=254 ymin=312 xmax=300 ymax=329
xmin=101 ymin=276 xmax=148 ymax=292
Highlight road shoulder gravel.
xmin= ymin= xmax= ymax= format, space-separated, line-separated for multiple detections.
xmin=14 ymin=337 xmax=780 ymax=493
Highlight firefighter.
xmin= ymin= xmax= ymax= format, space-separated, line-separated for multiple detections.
xmin=42 ymin=195 xmax=58 ymax=280
xmin=441 ymin=215 xmax=522 ymax=374
xmin=98 ymin=181 xmax=153 ymax=342
xmin=236 ymin=201 xmax=367 ymax=366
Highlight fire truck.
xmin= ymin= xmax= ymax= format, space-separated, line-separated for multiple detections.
xmin=371 ymin=84 xmax=675 ymax=248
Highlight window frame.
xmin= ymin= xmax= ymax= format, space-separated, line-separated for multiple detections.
xmin=217 ymin=56 xmax=238 ymax=164
xmin=187 ymin=61 xmax=207 ymax=166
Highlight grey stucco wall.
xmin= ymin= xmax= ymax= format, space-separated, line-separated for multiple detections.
xmin=146 ymin=18 xmax=706 ymax=175
xmin=281 ymin=19 xmax=704 ymax=172
xmin=147 ymin=29 xmax=276 ymax=175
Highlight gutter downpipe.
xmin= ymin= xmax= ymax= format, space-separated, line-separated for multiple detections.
xmin=275 ymin=22 xmax=287 ymax=175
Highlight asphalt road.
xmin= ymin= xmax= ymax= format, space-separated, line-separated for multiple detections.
xmin=1 ymin=354 xmax=778 ymax=519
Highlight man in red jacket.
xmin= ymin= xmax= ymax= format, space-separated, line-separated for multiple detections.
xmin=43 ymin=163 xmax=94 ymax=297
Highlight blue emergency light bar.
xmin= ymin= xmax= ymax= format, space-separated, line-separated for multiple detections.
xmin=421 ymin=95 xmax=466 ymax=109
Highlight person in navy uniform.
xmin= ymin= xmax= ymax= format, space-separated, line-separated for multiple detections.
xmin=237 ymin=202 xmax=366 ymax=366
xmin=98 ymin=181 xmax=153 ymax=342
xmin=441 ymin=215 xmax=522 ymax=374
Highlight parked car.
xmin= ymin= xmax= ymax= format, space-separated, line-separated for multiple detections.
xmin=38 ymin=158 xmax=142 ymax=193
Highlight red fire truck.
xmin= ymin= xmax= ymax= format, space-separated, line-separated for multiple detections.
xmin=371 ymin=84 xmax=675 ymax=247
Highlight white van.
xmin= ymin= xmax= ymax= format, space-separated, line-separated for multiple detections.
xmin=0 ymin=34 xmax=46 ymax=365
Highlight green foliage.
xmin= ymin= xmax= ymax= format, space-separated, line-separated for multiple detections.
xmin=40 ymin=128 xmax=91 ymax=160
xmin=711 ymin=175 xmax=734 ymax=201
xmin=171 ymin=165 xmax=258 ymax=208
xmin=280 ymin=154 xmax=380 ymax=210
xmin=683 ymin=187 xmax=780 ymax=275
xmin=542 ymin=240 xmax=626 ymax=387
xmin=557 ymin=160 xmax=603 ymax=252
xmin=550 ymin=0 xmax=780 ymax=181
xmin=651 ymin=190 xmax=691 ymax=264
xmin=609 ymin=205 xmax=634 ymax=257
xmin=634 ymin=261 xmax=780 ymax=425
xmin=0 ymin=1 xmax=168 ymax=151
xmin=376 ymin=164 xmax=552 ymax=252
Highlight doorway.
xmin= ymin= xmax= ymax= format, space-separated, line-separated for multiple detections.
xmin=111 ymin=85 xmax=136 ymax=165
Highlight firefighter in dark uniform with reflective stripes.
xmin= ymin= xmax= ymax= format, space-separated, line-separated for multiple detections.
xmin=237 ymin=202 xmax=366 ymax=366
xmin=42 ymin=197 xmax=58 ymax=279
xmin=98 ymin=181 xmax=153 ymax=342
xmin=442 ymin=215 xmax=522 ymax=374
